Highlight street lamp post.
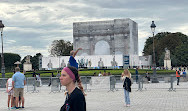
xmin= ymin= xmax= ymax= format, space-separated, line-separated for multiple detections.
xmin=150 ymin=21 xmax=159 ymax=83
xmin=0 ymin=20 xmax=5 ymax=78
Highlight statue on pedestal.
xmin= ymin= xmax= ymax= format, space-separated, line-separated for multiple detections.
xmin=23 ymin=55 xmax=32 ymax=71
xmin=164 ymin=48 xmax=171 ymax=70
xmin=164 ymin=48 xmax=170 ymax=60
xmin=60 ymin=59 xmax=66 ymax=68
xmin=111 ymin=56 xmax=118 ymax=67
xmin=85 ymin=59 xmax=88 ymax=67
xmin=98 ymin=58 xmax=104 ymax=68
xmin=88 ymin=60 xmax=92 ymax=67
xmin=78 ymin=58 xmax=85 ymax=68
xmin=47 ymin=59 xmax=53 ymax=70
xmin=25 ymin=55 xmax=31 ymax=63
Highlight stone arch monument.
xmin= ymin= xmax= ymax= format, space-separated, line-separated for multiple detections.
xmin=73 ymin=18 xmax=138 ymax=56
xmin=95 ymin=40 xmax=110 ymax=55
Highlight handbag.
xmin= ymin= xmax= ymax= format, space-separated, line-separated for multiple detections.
xmin=123 ymin=77 xmax=129 ymax=89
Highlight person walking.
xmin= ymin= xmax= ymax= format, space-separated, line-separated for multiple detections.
xmin=59 ymin=66 xmax=86 ymax=111
xmin=121 ymin=69 xmax=132 ymax=107
xmin=176 ymin=70 xmax=180 ymax=85
xmin=56 ymin=71 xmax=61 ymax=90
xmin=12 ymin=67 xmax=26 ymax=109
xmin=36 ymin=74 xmax=42 ymax=86
xmin=183 ymin=70 xmax=187 ymax=81
xmin=68 ymin=48 xmax=82 ymax=69
xmin=48 ymin=73 xmax=55 ymax=86
xmin=145 ymin=71 xmax=150 ymax=83
xmin=135 ymin=68 xmax=139 ymax=83
xmin=56 ymin=71 xmax=61 ymax=78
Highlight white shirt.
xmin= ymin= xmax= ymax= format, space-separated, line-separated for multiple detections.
xmin=7 ymin=78 xmax=12 ymax=90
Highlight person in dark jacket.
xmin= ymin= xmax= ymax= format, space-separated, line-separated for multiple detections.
xmin=59 ymin=66 xmax=86 ymax=111
xmin=135 ymin=68 xmax=138 ymax=83
xmin=121 ymin=69 xmax=132 ymax=107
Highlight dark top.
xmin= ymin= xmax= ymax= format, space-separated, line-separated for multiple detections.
xmin=123 ymin=77 xmax=132 ymax=92
xmin=135 ymin=70 xmax=138 ymax=75
xmin=60 ymin=87 xmax=86 ymax=111
xmin=69 ymin=56 xmax=78 ymax=69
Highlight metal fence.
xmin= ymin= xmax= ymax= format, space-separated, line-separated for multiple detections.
xmin=26 ymin=77 xmax=39 ymax=93
xmin=80 ymin=76 xmax=92 ymax=91
xmin=79 ymin=75 xmax=143 ymax=91
xmin=1 ymin=74 xmax=188 ymax=92
xmin=135 ymin=74 xmax=188 ymax=91
xmin=0 ymin=78 xmax=8 ymax=90
xmin=50 ymin=77 xmax=61 ymax=93
xmin=40 ymin=77 xmax=51 ymax=86
xmin=79 ymin=74 xmax=188 ymax=92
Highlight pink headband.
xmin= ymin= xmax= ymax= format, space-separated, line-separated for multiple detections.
xmin=63 ymin=67 xmax=75 ymax=81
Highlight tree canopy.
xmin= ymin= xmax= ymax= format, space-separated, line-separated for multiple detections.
xmin=0 ymin=53 xmax=21 ymax=71
xmin=49 ymin=40 xmax=73 ymax=56
xmin=143 ymin=32 xmax=188 ymax=67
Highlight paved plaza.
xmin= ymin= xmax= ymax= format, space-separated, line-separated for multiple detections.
xmin=1 ymin=81 xmax=188 ymax=111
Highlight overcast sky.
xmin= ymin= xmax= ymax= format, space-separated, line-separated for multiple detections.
xmin=0 ymin=0 xmax=188 ymax=59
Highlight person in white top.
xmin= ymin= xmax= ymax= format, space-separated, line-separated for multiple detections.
xmin=36 ymin=74 xmax=42 ymax=86
xmin=98 ymin=72 xmax=102 ymax=76
xmin=6 ymin=78 xmax=14 ymax=110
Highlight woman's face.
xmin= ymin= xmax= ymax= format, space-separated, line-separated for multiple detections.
xmin=60 ymin=70 xmax=73 ymax=86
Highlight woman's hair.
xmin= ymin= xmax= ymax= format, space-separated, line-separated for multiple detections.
xmin=123 ymin=69 xmax=131 ymax=78
xmin=121 ymin=72 xmax=125 ymax=77
xmin=15 ymin=67 xmax=20 ymax=72
xmin=68 ymin=66 xmax=86 ymax=96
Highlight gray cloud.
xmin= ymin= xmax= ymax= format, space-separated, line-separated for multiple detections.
xmin=0 ymin=0 xmax=187 ymax=58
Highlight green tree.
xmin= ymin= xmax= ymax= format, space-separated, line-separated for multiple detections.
xmin=0 ymin=53 xmax=21 ymax=71
xmin=49 ymin=40 xmax=73 ymax=56
xmin=171 ymin=54 xmax=178 ymax=67
xmin=158 ymin=52 xmax=165 ymax=66
xmin=31 ymin=53 xmax=42 ymax=70
xmin=174 ymin=44 xmax=188 ymax=66
xmin=143 ymin=32 xmax=188 ymax=66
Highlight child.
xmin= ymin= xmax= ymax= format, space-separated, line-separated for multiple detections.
xmin=6 ymin=78 xmax=14 ymax=110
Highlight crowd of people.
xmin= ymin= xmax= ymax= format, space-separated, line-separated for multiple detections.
xmin=176 ymin=69 xmax=187 ymax=85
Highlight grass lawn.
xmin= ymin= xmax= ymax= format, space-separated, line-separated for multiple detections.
xmin=0 ymin=69 xmax=175 ymax=78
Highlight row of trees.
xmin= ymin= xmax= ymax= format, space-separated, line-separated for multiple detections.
xmin=143 ymin=32 xmax=188 ymax=67
xmin=0 ymin=53 xmax=42 ymax=72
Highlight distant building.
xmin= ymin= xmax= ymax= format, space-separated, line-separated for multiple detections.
xmin=73 ymin=18 xmax=138 ymax=56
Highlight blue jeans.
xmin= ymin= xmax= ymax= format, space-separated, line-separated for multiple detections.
xmin=124 ymin=89 xmax=130 ymax=105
